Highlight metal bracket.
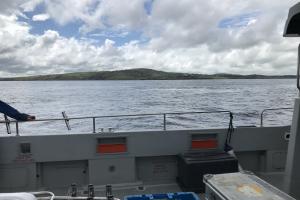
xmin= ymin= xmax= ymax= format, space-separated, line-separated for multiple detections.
xmin=62 ymin=111 xmax=71 ymax=130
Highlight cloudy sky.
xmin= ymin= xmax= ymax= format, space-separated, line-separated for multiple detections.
xmin=0 ymin=0 xmax=299 ymax=77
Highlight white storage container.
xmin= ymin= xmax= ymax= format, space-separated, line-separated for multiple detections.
xmin=203 ymin=172 xmax=295 ymax=200
xmin=0 ymin=193 xmax=37 ymax=200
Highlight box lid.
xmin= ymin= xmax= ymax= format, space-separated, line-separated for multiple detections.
xmin=204 ymin=172 xmax=295 ymax=200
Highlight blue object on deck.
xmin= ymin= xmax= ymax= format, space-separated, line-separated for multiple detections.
xmin=124 ymin=192 xmax=200 ymax=200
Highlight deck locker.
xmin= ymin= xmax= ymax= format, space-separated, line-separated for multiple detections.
xmin=177 ymin=151 xmax=238 ymax=192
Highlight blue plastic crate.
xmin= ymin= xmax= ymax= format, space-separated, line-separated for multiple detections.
xmin=124 ymin=192 xmax=200 ymax=200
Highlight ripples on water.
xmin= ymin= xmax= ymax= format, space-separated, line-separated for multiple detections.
xmin=0 ymin=79 xmax=297 ymax=135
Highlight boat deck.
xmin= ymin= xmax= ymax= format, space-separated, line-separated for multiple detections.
xmin=41 ymin=171 xmax=286 ymax=200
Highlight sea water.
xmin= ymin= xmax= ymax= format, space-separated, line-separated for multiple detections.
xmin=0 ymin=79 xmax=296 ymax=135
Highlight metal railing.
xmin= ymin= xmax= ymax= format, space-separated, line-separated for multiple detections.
xmin=1 ymin=107 xmax=294 ymax=135
xmin=0 ymin=110 xmax=232 ymax=136
xmin=260 ymin=107 xmax=293 ymax=127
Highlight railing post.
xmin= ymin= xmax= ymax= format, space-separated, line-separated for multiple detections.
xmin=4 ymin=115 xmax=11 ymax=134
xmin=260 ymin=111 xmax=264 ymax=127
xmin=163 ymin=114 xmax=166 ymax=131
xmin=93 ymin=117 xmax=96 ymax=133
xmin=16 ymin=122 xmax=19 ymax=136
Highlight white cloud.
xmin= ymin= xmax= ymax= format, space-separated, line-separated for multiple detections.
xmin=45 ymin=0 xmax=94 ymax=25
xmin=89 ymin=31 xmax=129 ymax=38
xmin=20 ymin=0 xmax=43 ymax=12
xmin=32 ymin=13 xmax=49 ymax=21
xmin=0 ymin=0 xmax=299 ymax=77
xmin=40 ymin=0 xmax=149 ymax=34
xmin=146 ymin=0 xmax=298 ymax=52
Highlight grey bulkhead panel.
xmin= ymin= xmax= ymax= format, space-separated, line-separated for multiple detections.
xmin=0 ymin=126 xmax=290 ymax=192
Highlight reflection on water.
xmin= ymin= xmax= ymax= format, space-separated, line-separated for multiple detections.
xmin=0 ymin=79 xmax=296 ymax=135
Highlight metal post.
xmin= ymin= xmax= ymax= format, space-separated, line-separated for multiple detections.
xmin=92 ymin=117 xmax=96 ymax=133
xmin=71 ymin=183 xmax=77 ymax=197
xmin=163 ymin=114 xmax=166 ymax=131
xmin=4 ymin=115 xmax=11 ymax=134
xmin=260 ymin=111 xmax=264 ymax=127
xmin=87 ymin=184 xmax=94 ymax=200
xmin=15 ymin=122 xmax=19 ymax=136
xmin=106 ymin=185 xmax=113 ymax=200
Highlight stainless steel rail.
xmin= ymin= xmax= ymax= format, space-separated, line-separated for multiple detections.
xmin=297 ymin=44 xmax=300 ymax=91
xmin=0 ymin=110 xmax=231 ymax=135
xmin=260 ymin=107 xmax=293 ymax=127
xmin=1 ymin=107 xmax=293 ymax=135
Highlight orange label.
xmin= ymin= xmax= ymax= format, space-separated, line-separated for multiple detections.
xmin=97 ymin=143 xmax=127 ymax=153
xmin=191 ymin=139 xmax=218 ymax=149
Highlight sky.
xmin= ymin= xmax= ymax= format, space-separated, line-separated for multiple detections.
xmin=0 ymin=0 xmax=299 ymax=77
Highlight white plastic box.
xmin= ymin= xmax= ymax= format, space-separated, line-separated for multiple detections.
xmin=0 ymin=193 xmax=37 ymax=200
xmin=203 ymin=172 xmax=295 ymax=200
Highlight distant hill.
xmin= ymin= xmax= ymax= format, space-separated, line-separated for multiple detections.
xmin=0 ymin=68 xmax=296 ymax=81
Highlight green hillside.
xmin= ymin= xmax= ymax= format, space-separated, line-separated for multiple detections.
xmin=0 ymin=68 xmax=295 ymax=81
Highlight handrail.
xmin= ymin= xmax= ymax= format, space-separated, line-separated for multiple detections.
xmin=0 ymin=110 xmax=231 ymax=123
xmin=260 ymin=107 xmax=293 ymax=127
xmin=2 ymin=107 xmax=293 ymax=135
xmin=0 ymin=110 xmax=231 ymax=135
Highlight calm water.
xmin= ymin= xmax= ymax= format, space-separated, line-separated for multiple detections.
xmin=0 ymin=79 xmax=297 ymax=135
